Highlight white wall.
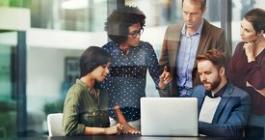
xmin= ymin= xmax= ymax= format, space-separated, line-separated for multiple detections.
xmin=27 ymin=47 xmax=82 ymax=113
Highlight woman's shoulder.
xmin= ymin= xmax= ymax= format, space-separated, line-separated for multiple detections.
xmin=66 ymin=81 xmax=87 ymax=98
xmin=139 ymin=41 xmax=154 ymax=50
xmin=102 ymin=41 xmax=118 ymax=51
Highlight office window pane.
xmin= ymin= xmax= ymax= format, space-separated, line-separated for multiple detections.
xmin=10 ymin=0 xmax=107 ymax=32
xmin=35 ymin=0 xmax=106 ymax=32
xmin=0 ymin=32 xmax=17 ymax=139
xmin=26 ymin=47 xmax=83 ymax=135
xmin=125 ymin=0 xmax=221 ymax=27
xmin=125 ymin=0 xmax=182 ymax=26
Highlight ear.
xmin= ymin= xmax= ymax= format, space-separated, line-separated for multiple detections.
xmin=219 ymin=67 xmax=225 ymax=76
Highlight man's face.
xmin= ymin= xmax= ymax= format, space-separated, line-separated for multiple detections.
xmin=197 ymin=60 xmax=222 ymax=91
xmin=182 ymin=0 xmax=204 ymax=31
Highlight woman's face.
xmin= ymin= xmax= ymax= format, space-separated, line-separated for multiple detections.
xmin=240 ymin=18 xmax=258 ymax=42
xmin=91 ymin=63 xmax=110 ymax=82
xmin=125 ymin=23 xmax=142 ymax=47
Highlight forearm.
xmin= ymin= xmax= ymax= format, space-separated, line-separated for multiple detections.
xmin=199 ymin=122 xmax=242 ymax=137
xmin=114 ymin=105 xmax=127 ymax=124
xmin=84 ymin=127 xmax=106 ymax=135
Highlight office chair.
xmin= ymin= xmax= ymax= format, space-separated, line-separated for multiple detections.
xmin=47 ymin=113 xmax=65 ymax=136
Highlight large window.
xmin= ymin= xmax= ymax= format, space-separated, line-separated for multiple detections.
xmin=2 ymin=0 xmax=264 ymax=138
xmin=0 ymin=32 xmax=18 ymax=139
xmin=29 ymin=0 xmax=108 ymax=32
xmin=125 ymin=0 xmax=221 ymax=27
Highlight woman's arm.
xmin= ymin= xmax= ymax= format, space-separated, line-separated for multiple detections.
xmin=84 ymin=125 xmax=122 ymax=135
xmin=246 ymin=81 xmax=265 ymax=97
xmin=114 ymin=105 xmax=140 ymax=134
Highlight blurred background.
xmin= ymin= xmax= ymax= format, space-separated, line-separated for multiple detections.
xmin=0 ymin=0 xmax=264 ymax=139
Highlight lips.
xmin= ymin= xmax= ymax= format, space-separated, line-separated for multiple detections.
xmin=202 ymin=81 xmax=211 ymax=87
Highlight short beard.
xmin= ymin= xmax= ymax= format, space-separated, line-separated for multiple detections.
xmin=203 ymin=75 xmax=221 ymax=91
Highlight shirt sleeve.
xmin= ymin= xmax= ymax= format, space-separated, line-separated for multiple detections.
xmin=63 ymin=86 xmax=85 ymax=136
xmin=245 ymin=60 xmax=265 ymax=90
xmin=145 ymin=42 xmax=160 ymax=88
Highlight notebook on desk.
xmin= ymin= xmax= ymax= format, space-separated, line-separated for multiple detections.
xmin=140 ymin=97 xmax=198 ymax=136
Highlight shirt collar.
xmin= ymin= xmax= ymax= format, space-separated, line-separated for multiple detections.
xmin=76 ymin=79 xmax=93 ymax=91
xmin=205 ymin=83 xmax=228 ymax=98
xmin=76 ymin=79 xmax=99 ymax=96
xmin=181 ymin=19 xmax=204 ymax=36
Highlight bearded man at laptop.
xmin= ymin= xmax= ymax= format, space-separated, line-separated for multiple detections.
xmin=191 ymin=49 xmax=250 ymax=137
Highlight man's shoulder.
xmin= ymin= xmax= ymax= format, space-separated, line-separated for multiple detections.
xmin=203 ymin=20 xmax=224 ymax=33
xmin=225 ymin=83 xmax=250 ymax=99
xmin=166 ymin=21 xmax=184 ymax=31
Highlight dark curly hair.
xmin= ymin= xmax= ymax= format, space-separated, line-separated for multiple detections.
xmin=105 ymin=6 xmax=146 ymax=44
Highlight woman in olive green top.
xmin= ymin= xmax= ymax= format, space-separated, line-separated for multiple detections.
xmin=63 ymin=46 xmax=122 ymax=136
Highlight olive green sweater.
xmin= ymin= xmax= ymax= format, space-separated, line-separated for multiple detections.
xmin=63 ymin=79 xmax=110 ymax=136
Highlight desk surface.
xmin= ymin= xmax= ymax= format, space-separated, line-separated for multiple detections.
xmin=17 ymin=135 xmax=242 ymax=140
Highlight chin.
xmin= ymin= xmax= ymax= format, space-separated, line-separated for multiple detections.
xmin=203 ymin=85 xmax=211 ymax=90
xmin=131 ymin=44 xmax=139 ymax=47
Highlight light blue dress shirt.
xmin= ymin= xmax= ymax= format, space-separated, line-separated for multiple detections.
xmin=176 ymin=21 xmax=203 ymax=96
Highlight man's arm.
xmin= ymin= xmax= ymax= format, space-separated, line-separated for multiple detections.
xmin=199 ymin=92 xmax=250 ymax=137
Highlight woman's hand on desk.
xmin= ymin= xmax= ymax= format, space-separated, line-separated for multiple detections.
xmin=113 ymin=105 xmax=141 ymax=135
xmin=104 ymin=123 xmax=123 ymax=135
xmin=120 ymin=123 xmax=140 ymax=135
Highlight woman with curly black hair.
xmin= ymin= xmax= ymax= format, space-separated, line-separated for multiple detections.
xmin=101 ymin=6 xmax=171 ymax=134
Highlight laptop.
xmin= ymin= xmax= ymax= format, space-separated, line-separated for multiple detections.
xmin=140 ymin=97 xmax=198 ymax=136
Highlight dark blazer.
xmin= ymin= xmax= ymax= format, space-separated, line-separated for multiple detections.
xmin=159 ymin=20 xmax=230 ymax=97
xmin=192 ymin=83 xmax=251 ymax=137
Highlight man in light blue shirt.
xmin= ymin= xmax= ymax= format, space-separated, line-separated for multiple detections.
xmin=159 ymin=0 xmax=230 ymax=97
xmin=177 ymin=20 xmax=203 ymax=96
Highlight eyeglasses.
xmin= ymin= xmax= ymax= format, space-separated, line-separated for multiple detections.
xmin=128 ymin=29 xmax=144 ymax=38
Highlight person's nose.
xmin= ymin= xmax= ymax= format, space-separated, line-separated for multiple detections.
xmin=186 ymin=14 xmax=192 ymax=21
xmin=200 ymin=74 xmax=206 ymax=82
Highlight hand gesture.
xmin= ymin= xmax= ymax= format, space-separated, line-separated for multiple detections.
xmin=159 ymin=66 xmax=172 ymax=89
xmin=243 ymin=42 xmax=255 ymax=62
